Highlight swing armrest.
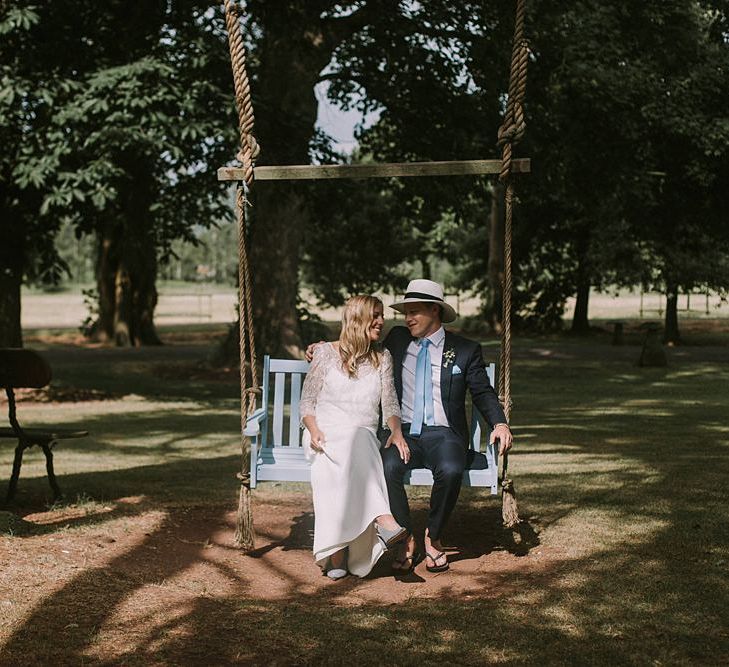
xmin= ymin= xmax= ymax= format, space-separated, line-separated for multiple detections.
xmin=486 ymin=438 xmax=498 ymax=467
xmin=243 ymin=407 xmax=267 ymax=437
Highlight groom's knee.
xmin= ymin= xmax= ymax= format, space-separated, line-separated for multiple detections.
xmin=381 ymin=446 xmax=406 ymax=481
xmin=433 ymin=453 xmax=465 ymax=487
xmin=435 ymin=460 xmax=463 ymax=483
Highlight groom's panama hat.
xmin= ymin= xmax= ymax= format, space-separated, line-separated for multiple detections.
xmin=390 ymin=279 xmax=457 ymax=323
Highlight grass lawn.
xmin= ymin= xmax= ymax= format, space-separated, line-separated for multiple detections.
xmin=1 ymin=323 xmax=728 ymax=665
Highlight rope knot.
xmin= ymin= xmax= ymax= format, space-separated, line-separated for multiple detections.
xmin=237 ymin=135 xmax=261 ymax=164
xmin=497 ymin=120 xmax=523 ymax=149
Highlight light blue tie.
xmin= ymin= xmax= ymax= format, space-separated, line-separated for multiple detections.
xmin=410 ymin=338 xmax=435 ymax=436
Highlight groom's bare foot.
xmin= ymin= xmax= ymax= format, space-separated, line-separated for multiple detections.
xmin=424 ymin=530 xmax=449 ymax=572
xmin=392 ymin=533 xmax=417 ymax=571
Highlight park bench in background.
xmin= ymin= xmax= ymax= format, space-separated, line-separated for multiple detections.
xmin=0 ymin=348 xmax=88 ymax=502
xmin=244 ymin=356 xmax=499 ymax=493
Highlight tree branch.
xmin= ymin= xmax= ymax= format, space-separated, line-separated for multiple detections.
xmin=321 ymin=1 xmax=383 ymax=50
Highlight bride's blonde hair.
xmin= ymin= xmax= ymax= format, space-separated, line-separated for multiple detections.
xmin=339 ymin=295 xmax=383 ymax=377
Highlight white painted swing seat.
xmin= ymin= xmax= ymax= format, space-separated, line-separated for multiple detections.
xmin=244 ymin=356 xmax=499 ymax=494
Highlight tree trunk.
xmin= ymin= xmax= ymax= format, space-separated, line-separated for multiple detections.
xmin=249 ymin=183 xmax=308 ymax=357
xmin=90 ymin=160 xmax=162 ymax=348
xmin=244 ymin=6 xmax=350 ymax=357
xmin=93 ymin=229 xmax=162 ymax=347
xmin=92 ymin=231 xmax=116 ymax=342
xmin=485 ymin=182 xmax=505 ymax=332
xmin=571 ymin=238 xmax=591 ymax=333
xmin=571 ymin=278 xmax=590 ymax=333
xmin=663 ymin=281 xmax=681 ymax=344
xmin=217 ymin=4 xmax=379 ymax=360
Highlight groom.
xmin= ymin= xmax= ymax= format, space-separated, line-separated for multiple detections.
xmin=382 ymin=279 xmax=512 ymax=573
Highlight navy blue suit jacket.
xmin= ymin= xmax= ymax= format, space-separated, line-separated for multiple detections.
xmin=383 ymin=325 xmax=506 ymax=446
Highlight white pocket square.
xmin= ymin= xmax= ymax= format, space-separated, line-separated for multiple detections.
xmin=451 ymin=364 xmax=462 ymax=375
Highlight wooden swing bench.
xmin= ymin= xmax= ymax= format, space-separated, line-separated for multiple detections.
xmin=243 ymin=355 xmax=500 ymax=493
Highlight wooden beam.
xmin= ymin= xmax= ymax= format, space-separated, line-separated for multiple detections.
xmin=217 ymin=158 xmax=530 ymax=181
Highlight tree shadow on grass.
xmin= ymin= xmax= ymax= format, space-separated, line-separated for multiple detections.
xmin=2 ymin=478 xmax=725 ymax=665
xmin=245 ymin=510 xmax=314 ymax=558
xmin=1 ymin=490 xmax=725 ymax=665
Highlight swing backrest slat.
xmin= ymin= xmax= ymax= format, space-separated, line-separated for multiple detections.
xmin=288 ymin=373 xmax=302 ymax=446
xmin=265 ymin=359 xmax=310 ymax=448
xmin=272 ymin=373 xmax=286 ymax=446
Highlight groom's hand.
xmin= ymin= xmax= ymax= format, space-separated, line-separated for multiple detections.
xmin=304 ymin=341 xmax=326 ymax=362
xmin=385 ymin=431 xmax=410 ymax=464
xmin=490 ymin=423 xmax=513 ymax=456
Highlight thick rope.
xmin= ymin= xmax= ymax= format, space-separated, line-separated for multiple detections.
xmin=224 ymin=0 xmax=260 ymax=187
xmin=497 ymin=0 xmax=529 ymax=431
xmin=233 ymin=188 xmax=257 ymax=552
xmin=497 ymin=0 xmax=529 ymax=182
xmin=224 ymin=1 xmax=260 ymax=551
xmin=495 ymin=0 xmax=528 ymax=528
xmin=236 ymin=186 xmax=259 ymax=405
xmin=500 ymin=182 xmax=514 ymax=424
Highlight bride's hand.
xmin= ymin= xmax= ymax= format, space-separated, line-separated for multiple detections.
xmin=309 ymin=427 xmax=326 ymax=452
xmin=385 ymin=430 xmax=410 ymax=464
xmin=304 ymin=341 xmax=326 ymax=363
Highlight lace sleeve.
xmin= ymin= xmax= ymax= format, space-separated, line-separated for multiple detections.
xmin=299 ymin=344 xmax=330 ymax=421
xmin=380 ymin=348 xmax=401 ymax=424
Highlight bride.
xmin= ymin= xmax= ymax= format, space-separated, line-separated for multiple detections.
xmin=300 ymin=295 xmax=410 ymax=580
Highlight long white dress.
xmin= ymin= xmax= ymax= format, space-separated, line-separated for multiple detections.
xmin=299 ymin=343 xmax=401 ymax=577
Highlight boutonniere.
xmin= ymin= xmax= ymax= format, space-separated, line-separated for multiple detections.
xmin=443 ymin=347 xmax=456 ymax=369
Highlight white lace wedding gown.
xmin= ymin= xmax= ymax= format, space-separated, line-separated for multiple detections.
xmin=300 ymin=343 xmax=401 ymax=577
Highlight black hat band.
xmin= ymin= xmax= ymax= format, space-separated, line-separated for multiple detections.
xmin=404 ymin=291 xmax=444 ymax=302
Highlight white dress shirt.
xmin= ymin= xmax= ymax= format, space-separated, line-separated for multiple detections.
xmin=400 ymin=326 xmax=449 ymax=427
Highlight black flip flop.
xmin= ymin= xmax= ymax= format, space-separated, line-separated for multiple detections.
xmin=424 ymin=549 xmax=449 ymax=573
xmin=392 ymin=550 xmax=422 ymax=573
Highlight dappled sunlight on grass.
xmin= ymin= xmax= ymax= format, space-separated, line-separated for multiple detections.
xmin=543 ymin=507 xmax=670 ymax=557
xmin=668 ymin=366 xmax=729 ymax=379
xmin=579 ymin=406 xmax=676 ymax=416
xmin=83 ymin=601 xmax=194 ymax=665
xmin=700 ymin=422 xmax=729 ymax=434
xmin=0 ymin=399 xmax=240 ymax=491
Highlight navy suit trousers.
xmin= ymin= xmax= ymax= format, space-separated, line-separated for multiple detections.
xmin=380 ymin=425 xmax=466 ymax=541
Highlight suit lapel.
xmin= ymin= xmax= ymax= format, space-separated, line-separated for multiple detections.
xmin=391 ymin=327 xmax=413 ymax=401
xmin=440 ymin=330 xmax=454 ymax=412
xmin=394 ymin=332 xmax=409 ymax=368
xmin=394 ymin=339 xmax=405 ymax=399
